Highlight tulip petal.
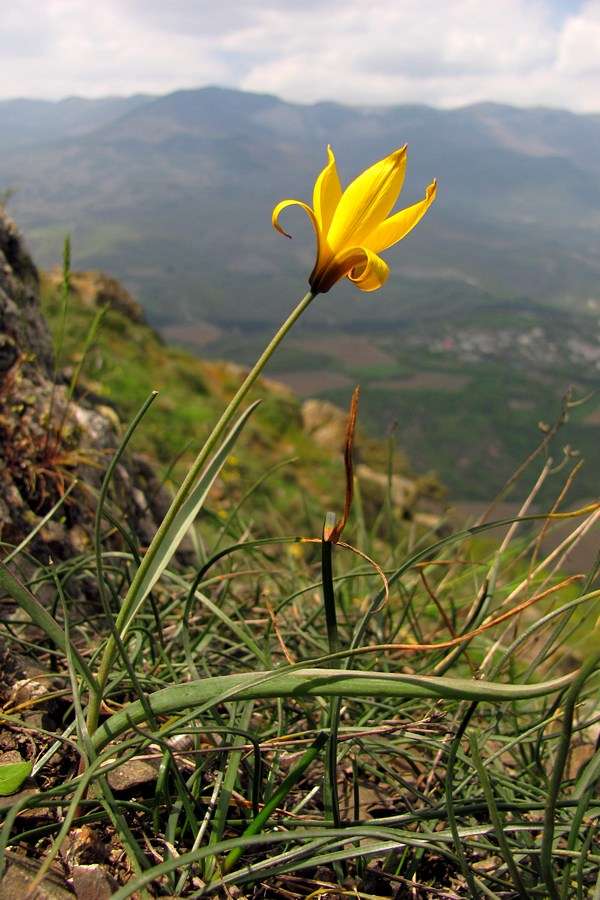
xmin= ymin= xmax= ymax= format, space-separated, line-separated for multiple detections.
xmin=327 ymin=147 xmax=407 ymax=250
xmin=364 ymin=180 xmax=437 ymax=254
xmin=348 ymin=248 xmax=390 ymax=292
xmin=272 ymin=198 xmax=319 ymax=240
xmin=313 ymin=146 xmax=342 ymax=238
xmin=312 ymin=245 xmax=389 ymax=294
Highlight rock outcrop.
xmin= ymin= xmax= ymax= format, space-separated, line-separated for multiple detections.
xmin=0 ymin=212 xmax=177 ymax=582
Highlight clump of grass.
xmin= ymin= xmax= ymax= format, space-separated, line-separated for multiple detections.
xmin=1 ymin=343 xmax=598 ymax=897
xmin=1 ymin=174 xmax=599 ymax=896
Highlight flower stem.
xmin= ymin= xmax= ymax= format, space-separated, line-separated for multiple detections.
xmin=321 ymin=514 xmax=343 ymax=845
xmin=86 ymin=289 xmax=316 ymax=737
xmin=322 ymin=513 xmax=341 ymax=663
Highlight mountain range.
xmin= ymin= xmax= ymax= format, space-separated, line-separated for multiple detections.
xmin=0 ymin=87 xmax=598 ymax=501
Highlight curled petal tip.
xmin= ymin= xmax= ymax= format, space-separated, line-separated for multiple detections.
xmin=274 ymin=223 xmax=292 ymax=240
xmin=272 ymin=200 xmax=298 ymax=239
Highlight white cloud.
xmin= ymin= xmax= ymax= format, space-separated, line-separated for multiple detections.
xmin=236 ymin=0 xmax=572 ymax=107
xmin=557 ymin=1 xmax=600 ymax=76
xmin=0 ymin=0 xmax=598 ymax=112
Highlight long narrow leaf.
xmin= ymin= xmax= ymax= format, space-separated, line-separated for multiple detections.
xmin=92 ymin=666 xmax=576 ymax=752
xmin=221 ymin=731 xmax=328 ymax=874
xmin=118 ymin=399 xmax=261 ymax=635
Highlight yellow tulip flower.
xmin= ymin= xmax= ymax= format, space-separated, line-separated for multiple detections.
xmin=273 ymin=145 xmax=436 ymax=294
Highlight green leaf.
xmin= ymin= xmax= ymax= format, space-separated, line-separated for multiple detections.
xmin=0 ymin=760 xmax=33 ymax=796
xmin=118 ymin=399 xmax=262 ymax=637
xmin=92 ymin=667 xmax=576 ymax=753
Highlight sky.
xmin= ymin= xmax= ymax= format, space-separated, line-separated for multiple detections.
xmin=2 ymin=0 xmax=600 ymax=113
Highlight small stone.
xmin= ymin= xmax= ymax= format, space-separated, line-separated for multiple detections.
xmin=0 ymin=750 xmax=24 ymax=766
xmin=0 ymin=852 xmax=74 ymax=899
xmin=71 ymin=864 xmax=118 ymax=900
xmin=106 ymin=757 xmax=159 ymax=792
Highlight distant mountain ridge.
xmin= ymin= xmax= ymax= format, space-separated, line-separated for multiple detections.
xmin=1 ymin=87 xmax=598 ymax=501
xmin=0 ymin=86 xmax=599 ymax=335
xmin=3 ymin=88 xmax=600 ymax=169
xmin=0 ymin=95 xmax=152 ymax=148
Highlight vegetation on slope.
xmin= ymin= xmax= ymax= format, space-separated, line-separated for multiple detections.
xmin=39 ymin=268 xmax=439 ymax=538
xmin=0 ymin=221 xmax=597 ymax=899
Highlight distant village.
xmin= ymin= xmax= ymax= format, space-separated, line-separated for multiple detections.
xmin=419 ymin=322 xmax=600 ymax=372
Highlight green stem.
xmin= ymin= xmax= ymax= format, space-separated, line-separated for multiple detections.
xmin=321 ymin=515 xmax=343 ymax=846
xmin=86 ymin=289 xmax=316 ymax=737
xmin=322 ymin=513 xmax=341 ymax=663
xmin=220 ymin=731 xmax=328 ymax=875
xmin=91 ymin=668 xmax=577 ymax=755
xmin=469 ymin=733 xmax=528 ymax=898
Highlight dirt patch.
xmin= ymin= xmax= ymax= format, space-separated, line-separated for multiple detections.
xmin=227 ymin=252 xmax=279 ymax=275
xmin=583 ymin=404 xmax=600 ymax=425
xmin=161 ymin=320 xmax=224 ymax=349
xmin=274 ymin=370 xmax=354 ymax=396
xmin=509 ymin=397 xmax=537 ymax=411
xmin=450 ymin=501 xmax=599 ymax=574
xmin=373 ymin=372 xmax=471 ymax=392
xmin=291 ymin=336 xmax=395 ymax=367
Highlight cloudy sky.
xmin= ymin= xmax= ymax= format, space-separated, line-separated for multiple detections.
xmin=2 ymin=0 xmax=600 ymax=112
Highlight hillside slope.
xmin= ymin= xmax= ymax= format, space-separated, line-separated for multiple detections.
xmin=39 ymin=266 xmax=444 ymax=540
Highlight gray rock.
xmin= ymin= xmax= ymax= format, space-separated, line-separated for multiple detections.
xmin=0 ymin=210 xmax=187 ymax=599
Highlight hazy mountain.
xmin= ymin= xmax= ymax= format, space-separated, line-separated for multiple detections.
xmin=1 ymin=86 xmax=599 ymax=332
xmin=0 ymin=95 xmax=152 ymax=149
xmin=1 ymin=87 xmax=598 ymax=501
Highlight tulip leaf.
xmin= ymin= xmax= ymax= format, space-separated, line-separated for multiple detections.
xmin=119 ymin=398 xmax=262 ymax=635
xmin=92 ymin=667 xmax=576 ymax=753
xmin=0 ymin=760 xmax=33 ymax=795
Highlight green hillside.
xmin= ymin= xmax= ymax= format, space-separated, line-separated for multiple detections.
xmin=2 ymin=211 xmax=599 ymax=899
xmin=190 ymin=301 xmax=600 ymax=504
xmin=39 ymin=269 xmax=440 ymax=536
